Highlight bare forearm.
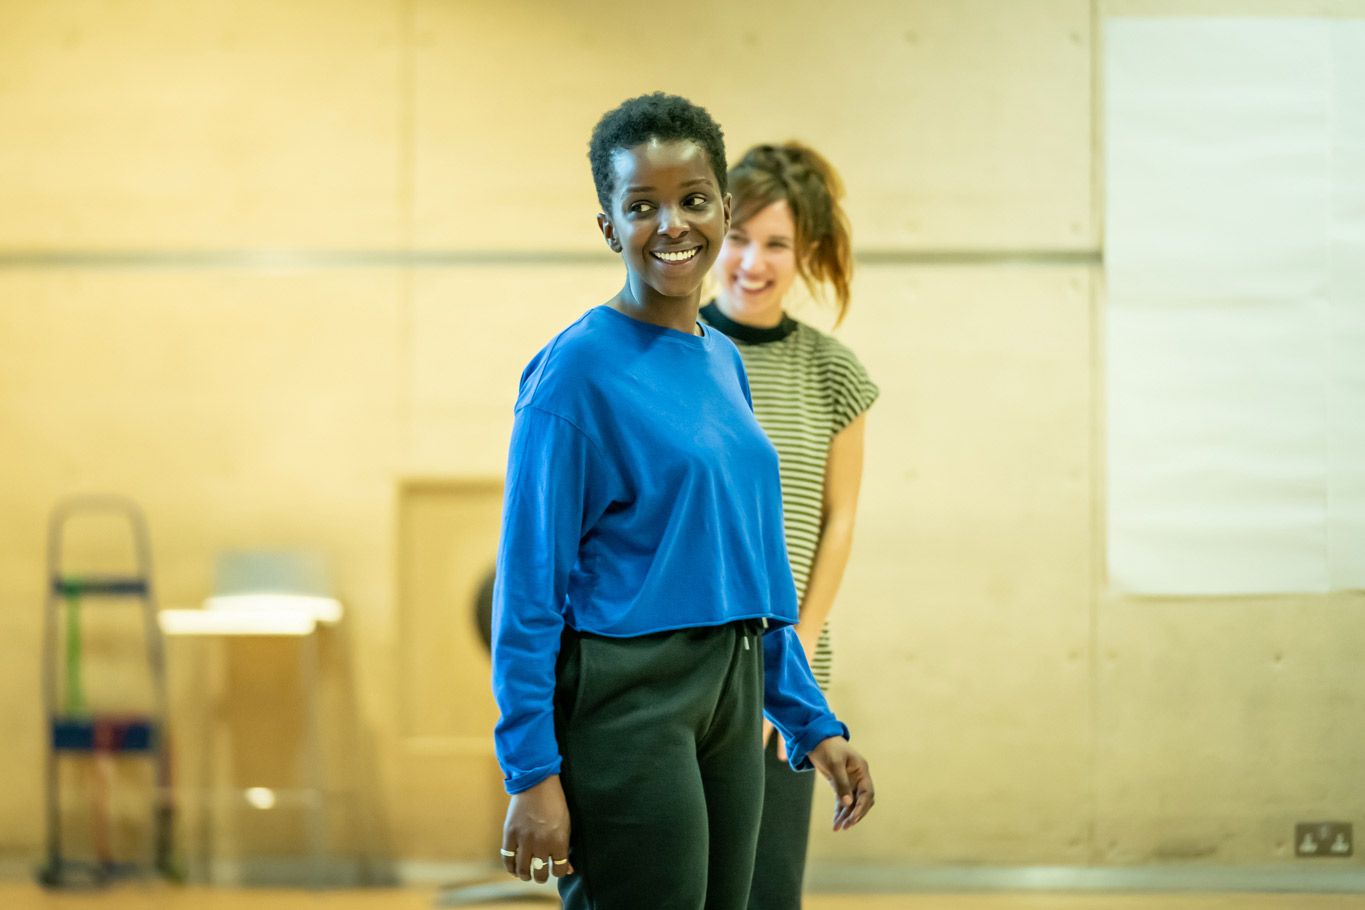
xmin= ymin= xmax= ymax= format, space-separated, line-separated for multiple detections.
xmin=796 ymin=414 xmax=868 ymax=661
xmin=796 ymin=515 xmax=855 ymax=659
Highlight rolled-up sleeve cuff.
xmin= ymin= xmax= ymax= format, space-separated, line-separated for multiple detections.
xmin=503 ymin=757 xmax=563 ymax=795
xmin=786 ymin=720 xmax=850 ymax=773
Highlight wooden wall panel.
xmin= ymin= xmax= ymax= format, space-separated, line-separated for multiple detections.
xmin=406 ymin=266 xmax=622 ymax=476
xmin=412 ymin=0 xmax=1092 ymax=252
xmin=396 ymin=481 xmax=502 ymax=742
xmin=391 ymin=483 xmax=507 ymax=859
xmin=0 ymin=271 xmax=403 ymax=856
xmin=808 ymin=266 xmax=1094 ymax=863
xmin=3 ymin=0 xmax=1362 ymax=874
xmin=0 ymin=0 xmax=402 ymax=248
xmin=0 ymin=607 xmax=44 ymax=862
xmin=1096 ymin=594 xmax=1365 ymax=864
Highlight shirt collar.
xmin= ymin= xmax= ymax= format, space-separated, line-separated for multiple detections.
xmin=699 ymin=301 xmax=797 ymax=344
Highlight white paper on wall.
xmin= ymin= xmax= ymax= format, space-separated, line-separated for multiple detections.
xmin=1329 ymin=23 xmax=1365 ymax=590
xmin=1106 ymin=17 xmax=1365 ymax=594
xmin=1331 ymin=300 xmax=1365 ymax=591
xmin=1106 ymin=19 xmax=1333 ymax=305
xmin=1107 ymin=303 xmax=1331 ymax=594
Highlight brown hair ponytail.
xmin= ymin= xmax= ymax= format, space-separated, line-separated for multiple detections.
xmin=728 ymin=143 xmax=854 ymax=325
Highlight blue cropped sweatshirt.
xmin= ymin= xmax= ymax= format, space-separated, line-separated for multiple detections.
xmin=491 ymin=305 xmax=848 ymax=794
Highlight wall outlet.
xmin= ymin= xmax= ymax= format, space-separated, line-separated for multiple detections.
xmin=1296 ymin=822 xmax=1353 ymax=857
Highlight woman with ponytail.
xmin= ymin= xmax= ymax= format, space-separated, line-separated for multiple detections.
xmin=701 ymin=143 xmax=878 ymax=910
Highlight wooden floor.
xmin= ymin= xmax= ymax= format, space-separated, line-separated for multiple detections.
xmin=3 ymin=886 xmax=1365 ymax=910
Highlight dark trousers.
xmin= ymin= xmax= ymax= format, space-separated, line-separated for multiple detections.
xmin=747 ymin=736 xmax=817 ymax=910
xmin=555 ymin=621 xmax=767 ymax=910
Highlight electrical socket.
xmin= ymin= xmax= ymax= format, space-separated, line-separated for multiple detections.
xmin=1295 ymin=822 xmax=1353 ymax=857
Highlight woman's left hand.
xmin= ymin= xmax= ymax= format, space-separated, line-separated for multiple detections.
xmin=807 ymin=737 xmax=875 ymax=830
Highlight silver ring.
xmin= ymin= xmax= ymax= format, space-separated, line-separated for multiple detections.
xmin=530 ymin=857 xmax=547 ymax=872
xmin=499 ymin=849 xmax=515 ymax=857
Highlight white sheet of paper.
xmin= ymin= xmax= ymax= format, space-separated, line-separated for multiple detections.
xmin=1106 ymin=19 xmax=1332 ymax=305
xmin=1107 ymin=303 xmax=1330 ymax=594
xmin=1106 ymin=17 xmax=1364 ymax=594
xmin=1328 ymin=23 xmax=1365 ymax=590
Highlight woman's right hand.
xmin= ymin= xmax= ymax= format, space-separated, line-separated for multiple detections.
xmin=501 ymin=774 xmax=575 ymax=883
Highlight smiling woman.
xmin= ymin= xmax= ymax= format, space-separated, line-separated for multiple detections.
xmin=702 ymin=142 xmax=877 ymax=910
xmin=597 ymin=137 xmax=722 ymax=310
xmin=591 ymin=105 xmax=730 ymax=330
xmin=486 ymin=93 xmax=875 ymax=910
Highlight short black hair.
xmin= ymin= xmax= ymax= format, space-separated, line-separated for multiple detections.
xmin=588 ymin=92 xmax=727 ymax=213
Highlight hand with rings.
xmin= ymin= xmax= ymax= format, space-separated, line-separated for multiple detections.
xmin=501 ymin=774 xmax=575 ymax=883
xmin=499 ymin=848 xmax=570 ymax=883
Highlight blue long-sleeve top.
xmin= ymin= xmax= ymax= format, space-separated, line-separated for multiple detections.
xmin=491 ymin=305 xmax=848 ymax=795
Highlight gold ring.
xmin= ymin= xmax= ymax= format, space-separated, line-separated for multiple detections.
xmin=552 ymin=857 xmax=569 ymax=865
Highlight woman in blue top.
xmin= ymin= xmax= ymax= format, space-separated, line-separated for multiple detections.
xmin=491 ymin=93 xmax=875 ymax=910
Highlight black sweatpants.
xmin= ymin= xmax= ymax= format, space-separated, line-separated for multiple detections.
xmin=746 ymin=735 xmax=817 ymax=910
xmin=555 ymin=621 xmax=767 ymax=910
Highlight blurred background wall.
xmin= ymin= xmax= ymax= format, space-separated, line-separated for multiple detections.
xmin=1 ymin=0 xmax=1362 ymax=880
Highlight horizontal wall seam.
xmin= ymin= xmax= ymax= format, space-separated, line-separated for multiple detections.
xmin=0 ymin=249 xmax=1103 ymax=270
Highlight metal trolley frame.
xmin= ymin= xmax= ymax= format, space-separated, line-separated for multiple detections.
xmin=39 ymin=495 xmax=175 ymax=887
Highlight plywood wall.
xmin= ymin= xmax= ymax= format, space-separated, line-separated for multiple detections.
xmin=1 ymin=0 xmax=1360 ymax=875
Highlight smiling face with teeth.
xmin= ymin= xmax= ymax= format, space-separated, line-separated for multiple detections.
xmin=712 ymin=199 xmax=800 ymax=328
xmin=597 ymin=138 xmax=730 ymax=315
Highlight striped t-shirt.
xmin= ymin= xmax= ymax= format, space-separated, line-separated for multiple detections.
xmin=700 ymin=302 xmax=879 ymax=689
